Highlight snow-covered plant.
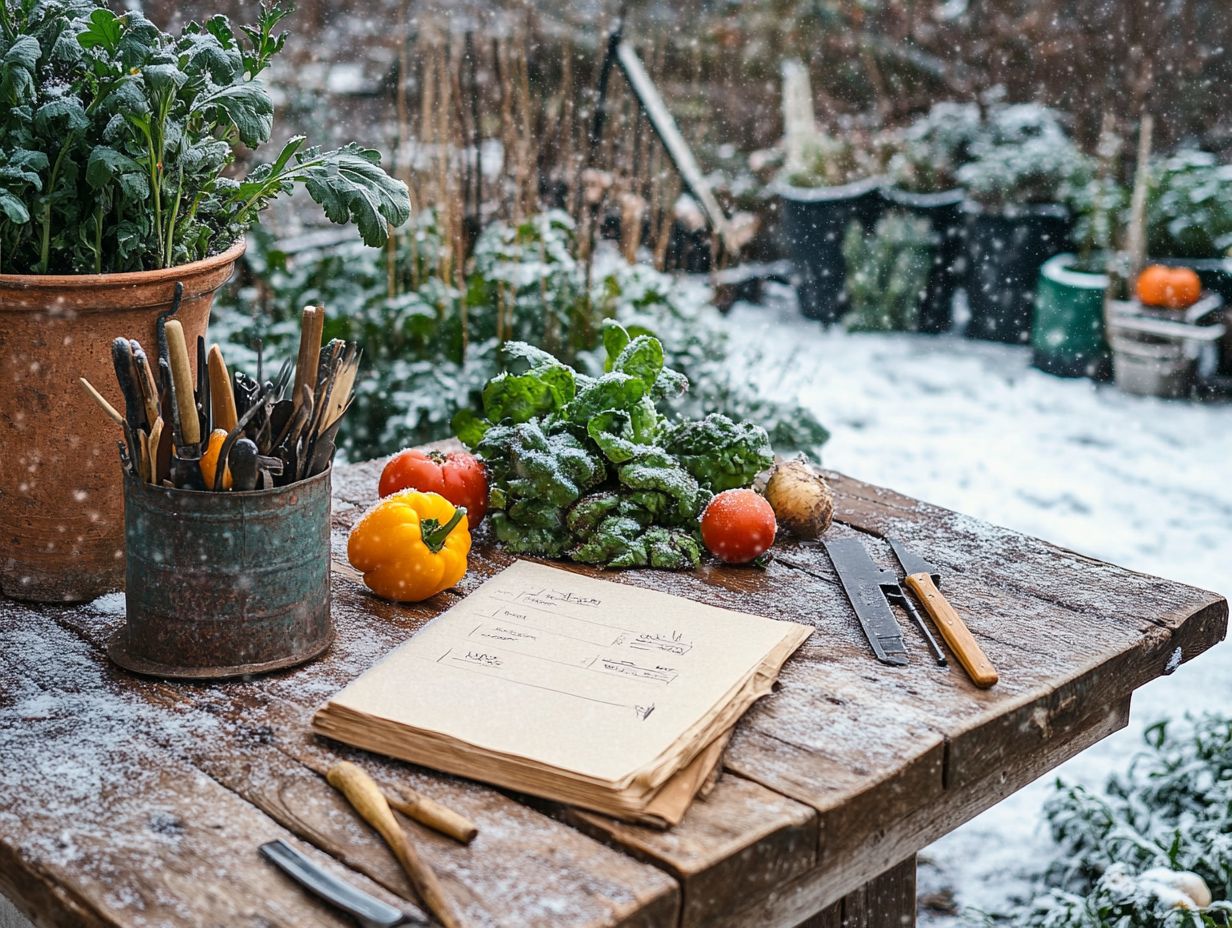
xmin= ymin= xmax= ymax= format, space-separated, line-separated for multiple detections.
xmin=886 ymin=102 xmax=982 ymax=193
xmin=841 ymin=212 xmax=935 ymax=331
xmin=212 ymin=212 xmax=830 ymax=462
xmin=1067 ymin=174 xmax=1127 ymax=273
xmin=1145 ymin=150 xmax=1232 ymax=259
xmin=0 ymin=0 xmax=408 ymax=274
xmin=958 ymin=104 xmax=1091 ymax=211
xmin=981 ymin=715 xmax=1232 ymax=928
xmin=782 ymin=129 xmax=878 ymax=188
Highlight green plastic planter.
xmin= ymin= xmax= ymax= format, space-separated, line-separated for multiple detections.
xmin=1032 ymin=253 xmax=1110 ymax=378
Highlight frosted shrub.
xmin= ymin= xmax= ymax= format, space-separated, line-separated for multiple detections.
xmin=984 ymin=715 xmax=1232 ymax=927
xmin=212 ymin=212 xmax=830 ymax=461
xmin=886 ymin=102 xmax=982 ymax=193
xmin=1146 ymin=150 xmax=1232 ymax=259
xmin=782 ymin=130 xmax=879 ymax=188
xmin=841 ymin=213 xmax=936 ymax=332
xmin=958 ymin=104 xmax=1091 ymax=211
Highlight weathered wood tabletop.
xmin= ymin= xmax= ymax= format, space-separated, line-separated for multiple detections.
xmin=0 ymin=457 xmax=1225 ymax=928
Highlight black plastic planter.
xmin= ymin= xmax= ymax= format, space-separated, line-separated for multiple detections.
xmin=964 ymin=203 xmax=1071 ymax=343
xmin=778 ymin=176 xmax=884 ymax=324
xmin=882 ymin=186 xmax=966 ymax=333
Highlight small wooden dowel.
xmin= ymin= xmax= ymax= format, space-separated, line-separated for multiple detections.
xmin=384 ymin=785 xmax=479 ymax=845
xmin=79 ymin=378 xmax=124 ymax=425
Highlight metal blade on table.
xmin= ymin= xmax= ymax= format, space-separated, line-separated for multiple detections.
xmin=883 ymin=583 xmax=948 ymax=665
xmin=259 ymin=839 xmax=424 ymax=928
xmin=887 ymin=537 xmax=942 ymax=585
xmin=822 ymin=537 xmax=909 ymax=666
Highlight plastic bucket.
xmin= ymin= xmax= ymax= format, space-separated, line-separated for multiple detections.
xmin=1031 ymin=253 xmax=1110 ymax=378
xmin=964 ymin=204 xmax=1071 ymax=343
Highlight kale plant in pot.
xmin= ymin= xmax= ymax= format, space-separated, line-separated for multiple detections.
xmin=776 ymin=127 xmax=883 ymax=324
xmin=0 ymin=1 xmax=410 ymax=602
xmin=958 ymin=104 xmax=1089 ymax=343
xmin=1030 ymin=171 xmax=1126 ymax=378
xmin=882 ymin=102 xmax=981 ymax=333
xmin=1143 ymin=150 xmax=1232 ymax=374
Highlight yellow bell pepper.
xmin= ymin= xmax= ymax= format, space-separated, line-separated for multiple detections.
xmin=347 ymin=490 xmax=471 ymax=602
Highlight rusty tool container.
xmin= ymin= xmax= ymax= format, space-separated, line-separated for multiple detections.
xmin=108 ymin=467 xmax=334 ymax=679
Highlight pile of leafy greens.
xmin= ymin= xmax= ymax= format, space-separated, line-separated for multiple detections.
xmin=452 ymin=322 xmax=773 ymax=570
xmin=0 ymin=0 xmax=408 ymax=274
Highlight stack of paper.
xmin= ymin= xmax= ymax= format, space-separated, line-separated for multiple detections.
xmin=313 ymin=560 xmax=811 ymax=827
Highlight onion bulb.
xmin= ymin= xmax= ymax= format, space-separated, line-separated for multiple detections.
xmin=763 ymin=458 xmax=834 ymax=538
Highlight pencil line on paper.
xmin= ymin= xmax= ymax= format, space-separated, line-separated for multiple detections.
xmin=488 ymin=592 xmax=639 ymax=633
xmin=434 ymin=656 xmax=638 ymax=710
xmin=480 ymin=613 xmax=616 ymax=647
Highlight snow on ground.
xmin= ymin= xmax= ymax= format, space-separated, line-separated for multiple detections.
xmin=726 ymin=284 xmax=1232 ymax=920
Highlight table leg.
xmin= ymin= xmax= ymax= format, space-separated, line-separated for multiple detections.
xmin=793 ymin=855 xmax=917 ymax=928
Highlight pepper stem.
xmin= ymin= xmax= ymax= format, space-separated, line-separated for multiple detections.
xmin=420 ymin=507 xmax=467 ymax=553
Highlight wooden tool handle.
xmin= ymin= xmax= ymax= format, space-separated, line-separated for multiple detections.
xmin=903 ymin=572 xmax=998 ymax=688
xmin=132 ymin=346 xmax=161 ymax=431
xmin=148 ymin=418 xmax=165 ymax=484
xmin=164 ymin=320 xmax=200 ymax=446
xmin=293 ymin=306 xmax=324 ymax=413
xmin=327 ymin=762 xmax=465 ymax=928
xmin=385 ymin=786 xmax=479 ymax=845
xmin=207 ymin=345 xmax=238 ymax=433
xmin=79 ymin=378 xmax=124 ymax=425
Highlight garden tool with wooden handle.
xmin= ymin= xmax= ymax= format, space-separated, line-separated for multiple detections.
xmin=207 ymin=345 xmax=239 ymax=433
xmin=327 ymin=762 xmax=465 ymax=928
xmin=888 ymin=537 xmax=998 ymax=688
xmin=164 ymin=319 xmax=204 ymax=489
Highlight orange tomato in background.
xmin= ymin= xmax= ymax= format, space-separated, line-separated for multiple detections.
xmin=1136 ymin=265 xmax=1202 ymax=310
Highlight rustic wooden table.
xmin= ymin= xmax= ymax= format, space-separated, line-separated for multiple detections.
xmin=1 ymin=458 xmax=1225 ymax=928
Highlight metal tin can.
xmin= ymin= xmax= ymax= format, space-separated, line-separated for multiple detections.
xmin=108 ymin=467 xmax=334 ymax=679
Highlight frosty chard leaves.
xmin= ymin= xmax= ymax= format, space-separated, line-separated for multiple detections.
xmin=0 ymin=0 xmax=409 ymax=274
xmin=456 ymin=322 xmax=774 ymax=570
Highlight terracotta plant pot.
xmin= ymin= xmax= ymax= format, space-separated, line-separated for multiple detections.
xmin=0 ymin=240 xmax=245 ymax=603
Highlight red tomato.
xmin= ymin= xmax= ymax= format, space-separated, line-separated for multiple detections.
xmin=379 ymin=449 xmax=488 ymax=529
xmin=700 ymin=489 xmax=777 ymax=564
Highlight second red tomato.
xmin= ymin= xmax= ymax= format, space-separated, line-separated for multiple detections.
xmin=379 ymin=449 xmax=489 ymax=529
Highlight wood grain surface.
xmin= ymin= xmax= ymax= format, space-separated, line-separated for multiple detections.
xmin=0 ymin=453 xmax=1224 ymax=928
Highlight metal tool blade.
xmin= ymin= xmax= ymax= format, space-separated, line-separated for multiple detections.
xmin=823 ymin=537 xmax=909 ymax=665
xmin=260 ymin=839 xmax=421 ymax=928
xmin=888 ymin=537 xmax=942 ymax=586
xmin=884 ymin=584 xmax=948 ymax=665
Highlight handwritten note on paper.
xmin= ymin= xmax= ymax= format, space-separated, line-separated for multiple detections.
xmin=321 ymin=560 xmax=812 ymax=786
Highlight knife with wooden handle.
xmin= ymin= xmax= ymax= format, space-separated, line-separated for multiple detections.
xmin=888 ymin=537 xmax=998 ymax=688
